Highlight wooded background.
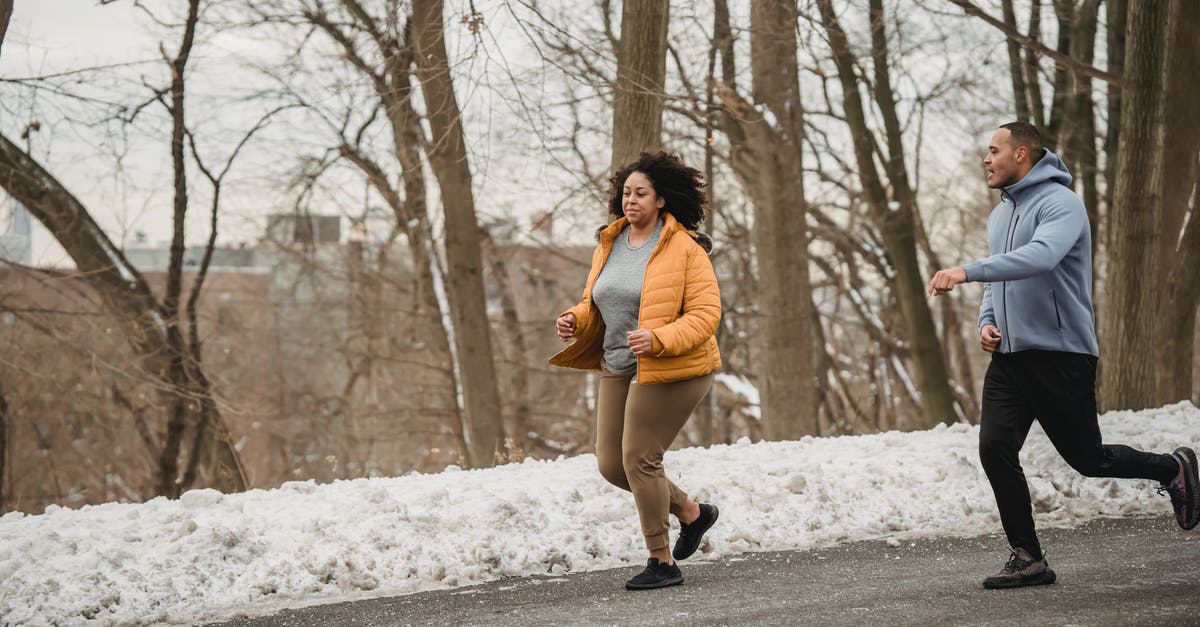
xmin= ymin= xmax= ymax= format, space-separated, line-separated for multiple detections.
xmin=0 ymin=0 xmax=1196 ymax=514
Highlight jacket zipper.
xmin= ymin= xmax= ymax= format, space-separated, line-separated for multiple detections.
xmin=634 ymin=223 xmax=673 ymax=379
xmin=1001 ymin=193 xmax=1020 ymax=353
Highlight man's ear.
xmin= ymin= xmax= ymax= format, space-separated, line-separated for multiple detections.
xmin=1015 ymin=145 xmax=1028 ymax=163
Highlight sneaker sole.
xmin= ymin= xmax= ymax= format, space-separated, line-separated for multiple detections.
xmin=1174 ymin=447 xmax=1200 ymax=530
xmin=625 ymin=575 xmax=684 ymax=591
xmin=673 ymin=504 xmax=720 ymax=561
xmin=982 ymin=569 xmax=1057 ymax=590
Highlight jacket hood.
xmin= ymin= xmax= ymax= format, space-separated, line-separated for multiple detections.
xmin=1004 ymin=148 xmax=1073 ymax=202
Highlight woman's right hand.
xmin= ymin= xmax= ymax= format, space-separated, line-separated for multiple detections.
xmin=556 ymin=313 xmax=576 ymax=341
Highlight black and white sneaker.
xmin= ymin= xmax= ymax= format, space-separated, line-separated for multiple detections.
xmin=982 ymin=547 xmax=1057 ymax=589
xmin=624 ymin=558 xmax=684 ymax=590
xmin=673 ymin=503 xmax=719 ymax=561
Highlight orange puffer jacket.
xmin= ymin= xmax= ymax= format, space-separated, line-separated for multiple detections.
xmin=549 ymin=213 xmax=721 ymax=384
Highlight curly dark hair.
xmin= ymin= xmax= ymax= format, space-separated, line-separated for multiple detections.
xmin=606 ymin=151 xmax=712 ymax=252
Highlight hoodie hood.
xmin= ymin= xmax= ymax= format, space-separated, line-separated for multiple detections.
xmin=1004 ymin=148 xmax=1073 ymax=203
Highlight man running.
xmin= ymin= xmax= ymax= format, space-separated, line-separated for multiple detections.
xmin=928 ymin=121 xmax=1199 ymax=589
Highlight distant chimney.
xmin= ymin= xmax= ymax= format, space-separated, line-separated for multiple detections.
xmin=266 ymin=213 xmax=341 ymax=245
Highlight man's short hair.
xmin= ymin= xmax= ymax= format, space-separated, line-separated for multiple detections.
xmin=1000 ymin=121 xmax=1044 ymax=164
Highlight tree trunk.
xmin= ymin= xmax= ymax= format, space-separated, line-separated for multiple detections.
xmin=818 ymin=0 xmax=958 ymax=427
xmin=1044 ymin=0 xmax=1073 ymax=152
xmin=0 ymin=136 xmax=169 ymax=366
xmin=1154 ymin=0 xmax=1200 ymax=404
xmin=144 ymin=0 xmax=245 ymax=497
xmin=694 ymin=2 xmax=724 ymax=446
xmin=482 ymin=237 xmax=532 ymax=458
xmin=309 ymin=2 xmax=472 ymax=464
xmin=1100 ymin=0 xmax=1170 ymax=411
xmin=0 ymin=377 xmax=7 ymax=514
xmin=1103 ymin=0 xmax=1127 ymax=221
xmin=609 ymin=0 xmax=669 ymax=172
xmin=390 ymin=17 xmax=472 ymax=465
xmin=868 ymin=0 xmax=960 ymax=425
xmin=0 ymin=0 xmax=11 ymax=59
xmin=1001 ymin=0 xmax=1031 ymax=121
xmin=411 ymin=0 xmax=505 ymax=468
xmin=1063 ymin=1 xmax=1100 ymax=252
xmin=1025 ymin=1 xmax=1046 ymax=128
xmin=1096 ymin=0 xmax=1127 ymax=323
xmin=914 ymin=178 xmax=979 ymax=421
xmin=157 ymin=0 xmax=200 ymax=497
xmin=178 ymin=109 xmax=266 ymax=492
xmin=719 ymin=0 xmax=818 ymax=439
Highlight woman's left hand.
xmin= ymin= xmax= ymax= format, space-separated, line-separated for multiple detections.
xmin=626 ymin=329 xmax=654 ymax=356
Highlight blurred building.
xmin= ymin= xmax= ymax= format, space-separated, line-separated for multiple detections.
xmin=0 ymin=200 xmax=32 ymax=266
xmin=266 ymin=213 xmax=340 ymax=245
xmin=122 ymin=213 xmax=342 ymax=272
xmin=0 ymin=207 xmax=605 ymax=512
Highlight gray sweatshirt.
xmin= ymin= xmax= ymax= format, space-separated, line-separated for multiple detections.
xmin=592 ymin=220 xmax=663 ymax=374
xmin=964 ymin=149 xmax=1099 ymax=356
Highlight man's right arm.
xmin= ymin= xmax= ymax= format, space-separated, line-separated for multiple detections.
xmin=962 ymin=196 xmax=1086 ymax=283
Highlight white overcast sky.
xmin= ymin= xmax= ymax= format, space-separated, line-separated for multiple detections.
xmin=3 ymin=1 xmax=263 ymax=263
xmin=1 ymin=0 xmax=1006 ymax=269
xmin=1 ymin=0 xmax=584 ymax=266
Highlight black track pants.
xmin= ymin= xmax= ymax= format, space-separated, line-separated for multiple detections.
xmin=979 ymin=350 xmax=1177 ymax=557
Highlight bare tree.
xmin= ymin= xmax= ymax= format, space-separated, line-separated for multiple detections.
xmin=1104 ymin=0 xmax=1126 ymax=216
xmin=411 ymin=0 xmax=505 ymax=467
xmin=1000 ymin=0 xmax=1031 ymax=122
xmin=482 ymin=234 xmax=532 ymax=457
xmin=715 ymin=0 xmax=818 ymax=438
xmin=955 ymin=0 xmax=1102 ymax=254
xmin=1100 ymin=0 xmax=1170 ymax=410
xmin=0 ymin=0 xmax=250 ymax=497
xmin=1151 ymin=0 xmax=1200 ymax=404
xmin=609 ymin=0 xmax=669 ymax=172
xmin=945 ymin=0 xmax=1116 ymax=85
xmin=0 ymin=376 xmax=7 ymax=513
xmin=0 ymin=0 xmax=9 ymax=514
xmin=152 ymin=0 xmax=251 ymax=497
xmin=286 ymin=0 xmax=474 ymax=463
xmin=1056 ymin=1 xmax=1101 ymax=248
xmin=0 ymin=134 xmax=247 ymax=496
xmin=0 ymin=0 xmax=11 ymax=60
xmin=816 ymin=0 xmax=959 ymax=427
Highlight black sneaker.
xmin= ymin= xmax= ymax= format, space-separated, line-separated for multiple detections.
xmin=673 ymin=503 xmax=719 ymax=561
xmin=982 ymin=547 xmax=1056 ymax=589
xmin=1158 ymin=447 xmax=1200 ymax=530
xmin=624 ymin=558 xmax=683 ymax=590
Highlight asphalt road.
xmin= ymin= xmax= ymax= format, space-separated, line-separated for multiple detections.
xmin=212 ymin=515 xmax=1200 ymax=626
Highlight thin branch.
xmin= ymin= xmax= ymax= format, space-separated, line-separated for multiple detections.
xmin=944 ymin=0 xmax=1118 ymax=85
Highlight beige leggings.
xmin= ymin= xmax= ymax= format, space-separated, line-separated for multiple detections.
xmin=596 ymin=369 xmax=715 ymax=550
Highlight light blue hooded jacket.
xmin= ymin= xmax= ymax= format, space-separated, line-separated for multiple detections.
xmin=963 ymin=149 xmax=1099 ymax=356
